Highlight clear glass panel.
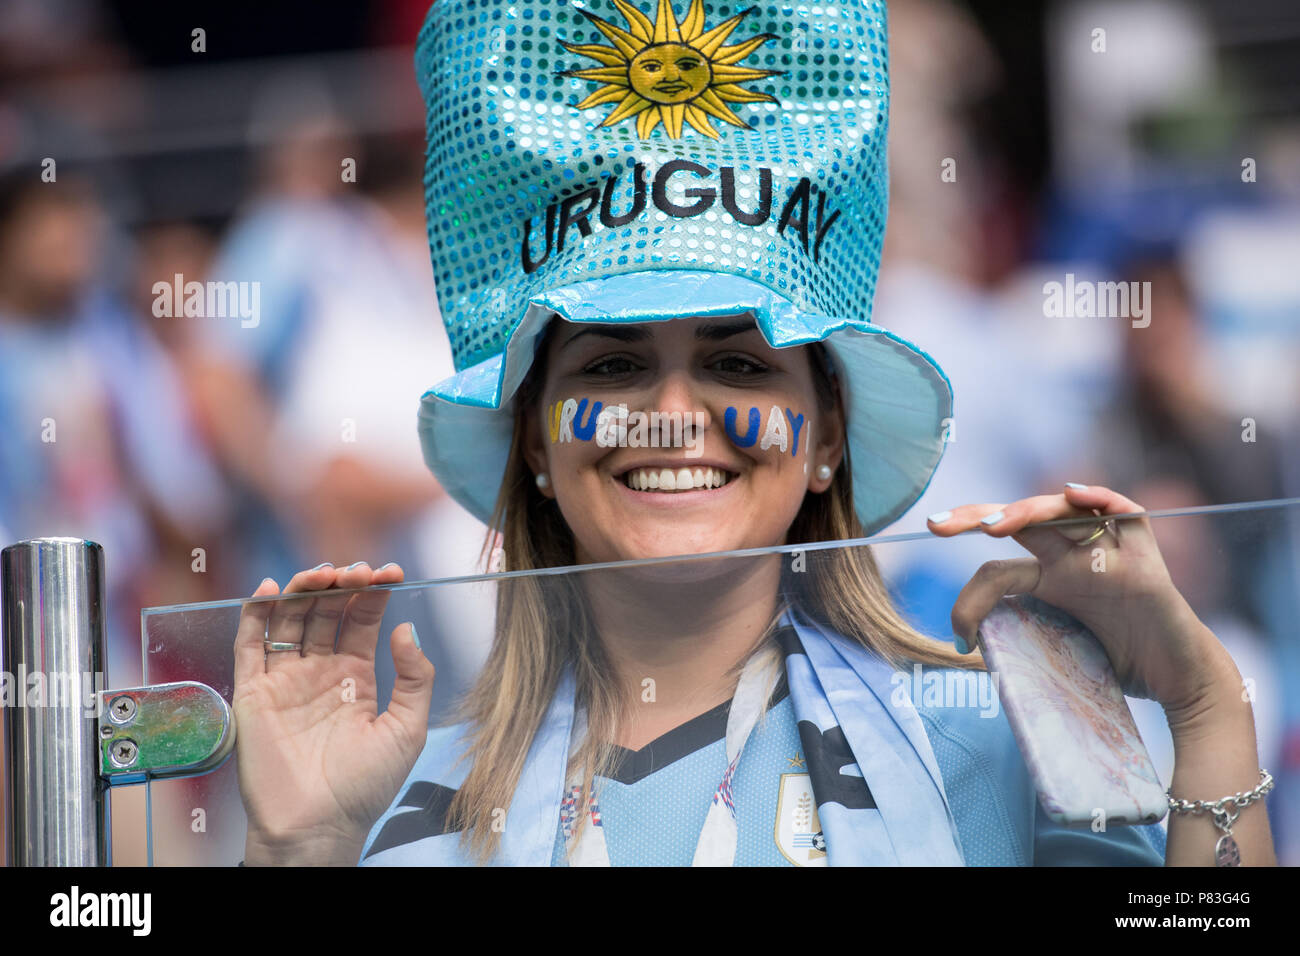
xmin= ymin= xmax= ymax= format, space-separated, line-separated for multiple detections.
xmin=131 ymin=499 xmax=1300 ymax=866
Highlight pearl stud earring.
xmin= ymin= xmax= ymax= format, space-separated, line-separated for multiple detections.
xmin=535 ymin=472 xmax=550 ymax=490
xmin=816 ymin=464 xmax=832 ymax=481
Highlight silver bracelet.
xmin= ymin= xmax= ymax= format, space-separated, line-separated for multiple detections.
xmin=1166 ymin=768 xmax=1274 ymax=866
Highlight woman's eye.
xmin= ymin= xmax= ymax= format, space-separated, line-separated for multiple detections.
xmin=582 ymin=355 xmax=641 ymax=376
xmin=710 ymin=355 xmax=769 ymax=376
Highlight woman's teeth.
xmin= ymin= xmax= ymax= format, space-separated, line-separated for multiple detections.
xmin=622 ymin=466 xmax=735 ymax=492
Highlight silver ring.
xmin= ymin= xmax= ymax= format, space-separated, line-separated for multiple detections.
xmin=264 ymin=641 xmax=303 ymax=653
xmin=1074 ymin=518 xmax=1116 ymax=547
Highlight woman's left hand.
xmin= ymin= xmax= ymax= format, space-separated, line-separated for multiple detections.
xmin=928 ymin=483 xmax=1240 ymax=730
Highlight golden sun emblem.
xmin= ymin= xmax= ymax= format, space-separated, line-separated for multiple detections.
xmin=560 ymin=0 xmax=780 ymax=139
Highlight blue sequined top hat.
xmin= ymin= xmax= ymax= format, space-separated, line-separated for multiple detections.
xmin=415 ymin=0 xmax=953 ymax=535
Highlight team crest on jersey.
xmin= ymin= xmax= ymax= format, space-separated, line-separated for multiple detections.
xmin=775 ymin=773 xmax=828 ymax=866
xmin=560 ymin=0 xmax=780 ymax=139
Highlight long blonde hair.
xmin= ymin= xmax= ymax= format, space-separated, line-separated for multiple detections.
xmin=444 ymin=322 xmax=985 ymax=863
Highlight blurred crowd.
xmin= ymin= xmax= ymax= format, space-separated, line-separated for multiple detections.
xmin=0 ymin=0 xmax=1298 ymax=861
xmin=0 ymin=0 xmax=495 ymax=715
xmin=874 ymin=0 xmax=1300 ymax=864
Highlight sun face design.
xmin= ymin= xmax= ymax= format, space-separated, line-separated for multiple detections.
xmin=560 ymin=0 xmax=780 ymax=139
xmin=628 ymin=43 xmax=712 ymax=105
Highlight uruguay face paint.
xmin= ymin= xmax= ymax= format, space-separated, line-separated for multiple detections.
xmin=723 ymin=404 xmax=807 ymax=455
xmin=547 ymin=400 xmax=707 ymax=457
xmin=547 ymin=399 xmax=808 ymax=458
xmin=548 ymin=397 xmax=603 ymax=443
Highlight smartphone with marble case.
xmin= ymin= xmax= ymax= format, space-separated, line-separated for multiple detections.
xmin=976 ymin=594 xmax=1168 ymax=828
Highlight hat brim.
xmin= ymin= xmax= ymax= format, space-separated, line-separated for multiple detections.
xmin=417 ymin=270 xmax=952 ymax=536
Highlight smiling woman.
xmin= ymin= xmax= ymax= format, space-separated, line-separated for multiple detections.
xmin=515 ymin=314 xmax=837 ymax=562
xmin=430 ymin=307 xmax=992 ymax=863
xmin=230 ymin=0 xmax=1276 ymax=869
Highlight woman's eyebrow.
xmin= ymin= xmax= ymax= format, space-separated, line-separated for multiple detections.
xmin=559 ymin=318 xmax=759 ymax=350
xmin=695 ymin=319 xmax=759 ymax=341
xmin=560 ymin=325 xmax=651 ymax=349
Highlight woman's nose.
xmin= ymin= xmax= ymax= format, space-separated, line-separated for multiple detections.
xmin=647 ymin=371 xmax=712 ymax=441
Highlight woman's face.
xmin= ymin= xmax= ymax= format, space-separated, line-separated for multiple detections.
xmin=524 ymin=314 xmax=844 ymax=564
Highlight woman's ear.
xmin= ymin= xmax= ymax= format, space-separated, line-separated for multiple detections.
xmin=518 ymin=317 xmax=562 ymax=500
xmin=520 ymin=398 xmax=556 ymax=499
xmin=809 ymin=376 xmax=847 ymax=493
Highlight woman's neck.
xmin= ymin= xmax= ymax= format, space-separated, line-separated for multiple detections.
xmin=581 ymin=556 xmax=783 ymax=750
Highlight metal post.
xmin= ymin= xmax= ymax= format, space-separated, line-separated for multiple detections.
xmin=2 ymin=538 xmax=109 ymax=866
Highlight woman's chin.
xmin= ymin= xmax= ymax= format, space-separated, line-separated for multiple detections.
xmin=598 ymin=526 xmax=766 ymax=564
xmin=588 ymin=541 xmax=778 ymax=590
xmin=570 ymin=475 xmax=792 ymax=563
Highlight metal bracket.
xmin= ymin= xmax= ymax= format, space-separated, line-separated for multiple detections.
xmin=97 ymin=681 xmax=236 ymax=784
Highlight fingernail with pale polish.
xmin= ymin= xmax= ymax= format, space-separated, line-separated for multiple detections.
xmin=310 ymin=562 xmax=334 ymax=571
xmin=409 ymin=623 xmax=421 ymax=651
xmin=980 ymin=511 xmax=1005 ymax=526
xmin=927 ymin=510 xmax=952 ymax=524
xmin=377 ymin=562 xmax=397 ymax=571
xmin=953 ymin=635 xmax=969 ymax=654
xmin=346 ymin=561 xmax=366 ymax=570
xmin=1065 ymin=482 xmax=1088 ymax=490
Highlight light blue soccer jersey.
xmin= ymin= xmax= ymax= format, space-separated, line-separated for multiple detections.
xmin=549 ymin=678 xmax=807 ymax=866
xmin=360 ymin=626 xmax=1169 ymax=866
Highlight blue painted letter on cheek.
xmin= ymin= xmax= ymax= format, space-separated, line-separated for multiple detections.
xmin=573 ymin=398 xmax=603 ymax=441
xmin=786 ymin=408 xmax=805 ymax=456
xmin=724 ymin=406 xmax=761 ymax=448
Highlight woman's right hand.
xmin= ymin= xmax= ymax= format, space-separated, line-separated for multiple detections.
xmin=232 ymin=561 xmax=435 ymax=865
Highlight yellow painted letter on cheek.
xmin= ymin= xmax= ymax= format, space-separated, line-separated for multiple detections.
xmin=548 ymin=401 xmax=562 ymax=443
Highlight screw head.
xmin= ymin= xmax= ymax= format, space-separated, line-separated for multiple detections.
xmin=108 ymin=695 xmax=136 ymax=724
xmin=109 ymin=738 xmax=138 ymax=768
